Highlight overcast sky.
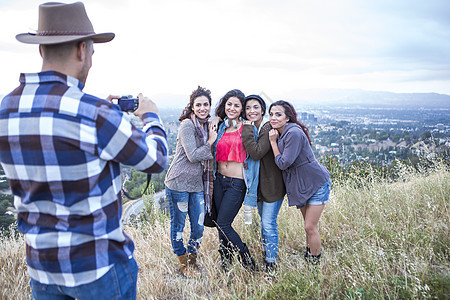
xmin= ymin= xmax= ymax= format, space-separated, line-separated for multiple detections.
xmin=1 ymin=0 xmax=449 ymax=106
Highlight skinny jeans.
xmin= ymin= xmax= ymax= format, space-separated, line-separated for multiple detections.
xmin=214 ymin=173 xmax=246 ymax=252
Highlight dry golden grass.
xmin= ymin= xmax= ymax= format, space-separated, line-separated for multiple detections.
xmin=0 ymin=232 xmax=30 ymax=300
xmin=1 ymin=165 xmax=449 ymax=299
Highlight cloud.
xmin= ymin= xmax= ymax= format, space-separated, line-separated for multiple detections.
xmin=1 ymin=0 xmax=449 ymax=98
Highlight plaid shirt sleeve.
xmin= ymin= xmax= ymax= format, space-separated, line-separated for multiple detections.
xmin=95 ymin=99 xmax=168 ymax=173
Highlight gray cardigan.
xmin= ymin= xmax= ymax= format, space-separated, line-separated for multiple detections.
xmin=164 ymin=119 xmax=213 ymax=192
xmin=275 ymin=123 xmax=330 ymax=208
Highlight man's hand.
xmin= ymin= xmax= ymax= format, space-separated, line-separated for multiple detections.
xmin=134 ymin=93 xmax=158 ymax=119
xmin=106 ymin=95 xmax=121 ymax=103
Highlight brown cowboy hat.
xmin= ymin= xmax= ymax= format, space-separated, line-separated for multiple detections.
xmin=16 ymin=2 xmax=115 ymax=45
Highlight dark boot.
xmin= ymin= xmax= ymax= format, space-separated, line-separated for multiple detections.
xmin=304 ymin=250 xmax=321 ymax=265
xmin=265 ymin=261 xmax=277 ymax=272
xmin=303 ymin=247 xmax=310 ymax=260
xmin=238 ymin=243 xmax=256 ymax=270
xmin=218 ymin=247 xmax=233 ymax=271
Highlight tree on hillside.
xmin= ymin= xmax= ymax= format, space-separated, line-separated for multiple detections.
xmin=0 ymin=197 xmax=15 ymax=234
xmin=123 ymin=167 xmax=168 ymax=200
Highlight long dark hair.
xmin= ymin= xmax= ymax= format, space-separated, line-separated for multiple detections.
xmin=179 ymin=86 xmax=212 ymax=121
xmin=214 ymin=89 xmax=245 ymax=120
xmin=269 ymin=100 xmax=312 ymax=146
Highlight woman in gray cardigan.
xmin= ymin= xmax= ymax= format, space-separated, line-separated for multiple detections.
xmin=164 ymin=86 xmax=217 ymax=277
xmin=268 ymin=100 xmax=331 ymax=265
xmin=241 ymin=95 xmax=286 ymax=271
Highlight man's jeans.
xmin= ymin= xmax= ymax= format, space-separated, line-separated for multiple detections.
xmin=214 ymin=174 xmax=246 ymax=252
xmin=166 ymin=187 xmax=205 ymax=256
xmin=30 ymin=257 xmax=138 ymax=300
xmin=257 ymin=198 xmax=284 ymax=263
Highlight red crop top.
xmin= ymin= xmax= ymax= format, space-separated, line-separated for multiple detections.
xmin=216 ymin=124 xmax=246 ymax=163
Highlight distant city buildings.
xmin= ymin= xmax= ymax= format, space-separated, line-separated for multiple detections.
xmin=299 ymin=111 xmax=318 ymax=123
xmin=156 ymin=106 xmax=449 ymax=167
xmin=301 ymin=112 xmax=307 ymax=121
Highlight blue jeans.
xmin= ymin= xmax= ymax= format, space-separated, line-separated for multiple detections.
xmin=166 ymin=187 xmax=205 ymax=256
xmin=214 ymin=173 xmax=246 ymax=252
xmin=257 ymin=198 xmax=284 ymax=263
xmin=30 ymin=257 xmax=138 ymax=300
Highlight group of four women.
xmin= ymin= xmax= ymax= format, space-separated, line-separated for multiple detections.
xmin=164 ymin=87 xmax=331 ymax=277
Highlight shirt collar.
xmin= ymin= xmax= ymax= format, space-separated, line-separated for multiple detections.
xmin=19 ymin=71 xmax=84 ymax=90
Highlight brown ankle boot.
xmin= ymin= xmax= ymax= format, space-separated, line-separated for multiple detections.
xmin=177 ymin=253 xmax=192 ymax=278
xmin=177 ymin=253 xmax=200 ymax=278
xmin=187 ymin=253 xmax=200 ymax=271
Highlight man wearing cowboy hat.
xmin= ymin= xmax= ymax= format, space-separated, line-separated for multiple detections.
xmin=0 ymin=2 xmax=168 ymax=299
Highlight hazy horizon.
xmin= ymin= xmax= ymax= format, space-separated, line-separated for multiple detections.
xmin=1 ymin=87 xmax=449 ymax=110
xmin=1 ymin=0 xmax=449 ymax=100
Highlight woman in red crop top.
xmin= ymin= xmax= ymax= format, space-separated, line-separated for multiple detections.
xmin=213 ymin=89 xmax=256 ymax=270
xmin=216 ymin=124 xmax=246 ymax=163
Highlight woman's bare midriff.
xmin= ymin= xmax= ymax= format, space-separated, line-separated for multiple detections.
xmin=218 ymin=161 xmax=244 ymax=179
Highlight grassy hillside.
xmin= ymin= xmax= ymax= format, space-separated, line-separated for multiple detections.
xmin=1 ymin=163 xmax=448 ymax=299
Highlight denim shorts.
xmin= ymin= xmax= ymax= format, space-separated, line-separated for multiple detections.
xmin=307 ymin=178 xmax=331 ymax=206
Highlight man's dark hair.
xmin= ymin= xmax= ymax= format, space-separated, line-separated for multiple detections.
xmin=40 ymin=39 xmax=93 ymax=61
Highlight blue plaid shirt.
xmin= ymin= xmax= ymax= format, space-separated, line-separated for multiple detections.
xmin=0 ymin=71 xmax=168 ymax=287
